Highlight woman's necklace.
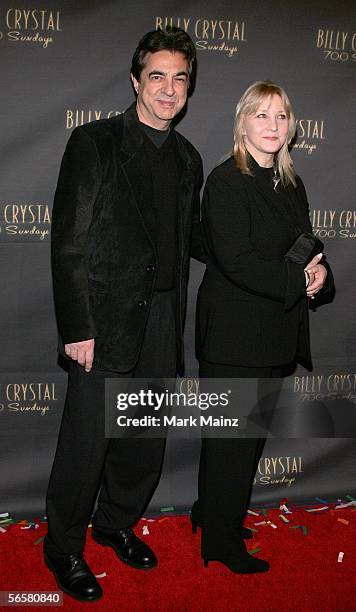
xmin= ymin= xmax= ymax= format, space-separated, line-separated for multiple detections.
xmin=272 ymin=165 xmax=281 ymax=191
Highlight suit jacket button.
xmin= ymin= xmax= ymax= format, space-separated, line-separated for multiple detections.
xmin=138 ymin=300 xmax=147 ymax=308
xmin=146 ymin=264 xmax=155 ymax=272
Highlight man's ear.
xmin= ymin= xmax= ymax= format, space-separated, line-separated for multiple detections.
xmin=130 ymin=73 xmax=139 ymax=94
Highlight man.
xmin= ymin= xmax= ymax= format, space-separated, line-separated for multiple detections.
xmin=44 ymin=27 xmax=203 ymax=602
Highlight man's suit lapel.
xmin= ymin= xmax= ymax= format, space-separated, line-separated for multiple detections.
xmin=114 ymin=104 xmax=197 ymax=254
xmin=117 ymin=104 xmax=157 ymax=251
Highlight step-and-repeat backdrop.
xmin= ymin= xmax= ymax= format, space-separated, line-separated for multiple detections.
xmin=0 ymin=1 xmax=355 ymax=517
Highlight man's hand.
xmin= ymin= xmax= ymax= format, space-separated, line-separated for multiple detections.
xmin=305 ymin=253 xmax=327 ymax=298
xmin=64 ymin=339 xmax=95 ymax=372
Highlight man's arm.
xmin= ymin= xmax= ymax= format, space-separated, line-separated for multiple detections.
xmin=51 ymin=127 xmax=102 ymax=365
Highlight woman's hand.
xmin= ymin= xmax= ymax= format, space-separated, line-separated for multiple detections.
xmin=305 ymin=254 xmax=327 ymax=298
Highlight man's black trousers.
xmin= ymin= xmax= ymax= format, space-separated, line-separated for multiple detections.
xmin=44 ymin=289 xmax=176 ymax=558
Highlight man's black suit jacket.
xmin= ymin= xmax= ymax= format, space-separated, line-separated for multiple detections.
xmin=196 ymin=156 xmax=334 ymax=369
xmin=51 ymin=104 xmax=203 ymax=372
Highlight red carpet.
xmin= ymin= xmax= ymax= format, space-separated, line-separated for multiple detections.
xmin=0 ymin=506 xmax=355 ymax=611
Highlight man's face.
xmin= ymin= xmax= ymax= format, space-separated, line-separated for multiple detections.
xmin=131 ymin=50 xmax=189 ymax=130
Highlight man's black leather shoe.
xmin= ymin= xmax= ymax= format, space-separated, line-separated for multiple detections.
xmin=92 ymin=527 xmax=157 ymax=570
xmin=44 ymin=552 xmax=103 ymax=602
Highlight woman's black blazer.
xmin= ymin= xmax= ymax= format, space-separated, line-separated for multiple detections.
xmin=196 ymin=156 xmax=334 ymax=368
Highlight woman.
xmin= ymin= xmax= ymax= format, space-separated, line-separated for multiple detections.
xmin=191 ymin=81 xmax=334 ymax=574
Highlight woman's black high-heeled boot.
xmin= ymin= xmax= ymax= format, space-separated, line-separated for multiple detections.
xmin=203 ymin=538 xmax=269 ymax=574
xmin=190 ymin=510 xmax=253 ymax=540
xmin=203 ymin=556 xmax=269 ymax=573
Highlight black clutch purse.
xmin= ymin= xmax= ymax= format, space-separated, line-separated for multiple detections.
xmin=284 ymin=232 xmax=324 ymax=267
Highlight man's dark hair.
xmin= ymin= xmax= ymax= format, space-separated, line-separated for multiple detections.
xmin=131 ymin=26 xmax=196 ymax=86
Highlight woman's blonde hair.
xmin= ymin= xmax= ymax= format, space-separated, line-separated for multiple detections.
xmin=233 ymin=80 xmax=297 ymax=187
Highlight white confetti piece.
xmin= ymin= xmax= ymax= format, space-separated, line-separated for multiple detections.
xmin=142 ymin=525 xmax=149 ymax=535
xmin=279 ymin=514 xmax=289 ymax=523
xmin=306 ymin=506 xmax=329 ymax=512
xmin=0 ymin=513 xmax=9 ymax=518
xmin=247 ymin=510 xmax=259 ymax=516
xmin=279 ymin=504 xmax=292 ymax=514
xmin=0 ymin=527 xmax=7 ymax=533
xmin=337 ymin=552 xmax=344 ymax=563
xmin=267 ymin=521 xmax=277 ymax=529
xmin=335 ymin=501 xmax=356 ymax=509
xmin=254 ymin=521 xmax=266 ymax=526
xmin=95 ymin=572 xmax=107 ymax=578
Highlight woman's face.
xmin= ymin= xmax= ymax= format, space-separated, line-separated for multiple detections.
xmin=241 ymin=94 xmax=289 ymax=165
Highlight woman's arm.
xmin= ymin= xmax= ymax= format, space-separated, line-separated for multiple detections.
xmin=296 ymin=176 xmax=335 ymax=302
xmin=202 ymin=170 xmax=307 ymax=310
